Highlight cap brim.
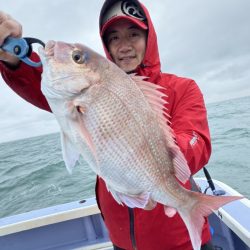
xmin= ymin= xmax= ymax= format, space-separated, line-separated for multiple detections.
xmin=101 ymin=16 xmax=148 ymax=36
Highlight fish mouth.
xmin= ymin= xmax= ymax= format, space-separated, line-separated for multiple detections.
xmin=43 ymin=41 xmax=76 ymax=63
xmin=38 ymin=40 xmax=56 ymax=65
xmin=43 ymin=41 xmax=74 ymax=56
xmin=44 ymin=40 xmax=56 ymax=57
xmin=48 ymin=73 xmax=84 ymax=83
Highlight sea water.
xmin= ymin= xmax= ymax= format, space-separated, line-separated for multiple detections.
xmin=0 ymin=96 xmax=249 ymax=218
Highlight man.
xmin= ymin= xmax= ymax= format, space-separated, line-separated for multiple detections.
xmin=0 ymin=1 xmax=213 ymax=249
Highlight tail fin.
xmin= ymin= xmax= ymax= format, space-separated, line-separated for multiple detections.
xmin=178 ymin=193 xmax=242 ymax=250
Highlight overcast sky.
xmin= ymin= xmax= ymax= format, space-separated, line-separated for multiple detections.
xmin=0 ymin=0 xmax=250 ymax=143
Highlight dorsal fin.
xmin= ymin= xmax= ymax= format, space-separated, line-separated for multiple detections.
xmin=131 ymin=74 xmax=191 ymax=184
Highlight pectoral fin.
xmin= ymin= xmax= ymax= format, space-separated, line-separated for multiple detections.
xmin=72 ymin=103 xmax=98 ymax=165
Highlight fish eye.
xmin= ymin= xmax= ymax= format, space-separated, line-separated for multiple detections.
xmin=72 ymin=50 xmax=85 ymax=64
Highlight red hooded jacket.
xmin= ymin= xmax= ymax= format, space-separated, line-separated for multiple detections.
xmin=0 ymin=1 xmax=211 ymax=249
xmin=97 ymin=1 xmax=212 ymax=249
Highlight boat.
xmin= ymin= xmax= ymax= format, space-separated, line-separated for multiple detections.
xmin=0 ymin=177 xmax=249 ymax=250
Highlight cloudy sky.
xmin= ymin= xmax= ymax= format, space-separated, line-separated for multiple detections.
xmin=0 ymin=0 xmax=250 ymax=143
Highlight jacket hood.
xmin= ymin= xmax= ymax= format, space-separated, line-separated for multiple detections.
xmin=99 ymin=0 xmax=161 ymax=82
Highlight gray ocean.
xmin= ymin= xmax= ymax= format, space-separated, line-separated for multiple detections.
xmin=0 ymin=96 xmax=249 ymax=219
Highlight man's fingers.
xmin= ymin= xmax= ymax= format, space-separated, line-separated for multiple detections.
xmin=0 ymin=11 xmax=10 ymax=23
xmin=0 ymin=11 xmax=22 ymax=65
xmin=0 ymin=11 xmax=22 ymax=45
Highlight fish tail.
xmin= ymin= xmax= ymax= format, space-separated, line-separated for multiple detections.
xmin=178 ymin=193 xmax=242 ymax=250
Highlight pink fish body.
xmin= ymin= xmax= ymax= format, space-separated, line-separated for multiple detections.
xmin=39 ymin=41 xmax=242 ymax=250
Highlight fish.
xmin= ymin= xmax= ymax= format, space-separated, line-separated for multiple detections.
xmin=38 ymin=40 xmax=242 ymax=250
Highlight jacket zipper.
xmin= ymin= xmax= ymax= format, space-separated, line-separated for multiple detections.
xmin=128 ymin=207 xmax=137 ymax=250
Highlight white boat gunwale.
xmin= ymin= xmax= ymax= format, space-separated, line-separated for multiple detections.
xmin=199 ymin=178 xmax=250 ymax=247
xmin=0 ymin=178 xmax=249 ymax=250
xmin=0 ymin=198 xmax=100 ymax=236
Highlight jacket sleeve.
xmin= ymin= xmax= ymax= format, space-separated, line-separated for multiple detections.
xmin=0 ymin=52 xmax=51 ymax=112
xmin=170 ymin=79 xmax=211 ymax=175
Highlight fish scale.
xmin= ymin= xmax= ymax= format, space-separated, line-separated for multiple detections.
xmin=85 ymin=86 xmax=158 ymax=193
xmin=103 ymin=76 xmax=172 ymax=178
xmin=89 ymin=74 xmax=173 ymax=196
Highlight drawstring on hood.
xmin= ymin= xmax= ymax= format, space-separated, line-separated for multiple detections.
xmin=99 ymin=0 xmax=161 ymax=82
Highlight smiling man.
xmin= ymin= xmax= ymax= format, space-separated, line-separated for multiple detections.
xmin=104 ymin=19 xmax=147 ymax=73
xmin=0 ymin=0 xmax=213 ymax=249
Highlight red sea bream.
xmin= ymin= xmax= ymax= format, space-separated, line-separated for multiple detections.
xmin=39 ymin=41 xmax=242 ymax=250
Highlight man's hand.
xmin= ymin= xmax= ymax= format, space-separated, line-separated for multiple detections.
xmin=0 ymin=11 xmax=22 ymax=66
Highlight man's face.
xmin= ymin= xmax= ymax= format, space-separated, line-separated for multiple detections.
xmin=105 ymin=19 xmax=147 ymax=73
